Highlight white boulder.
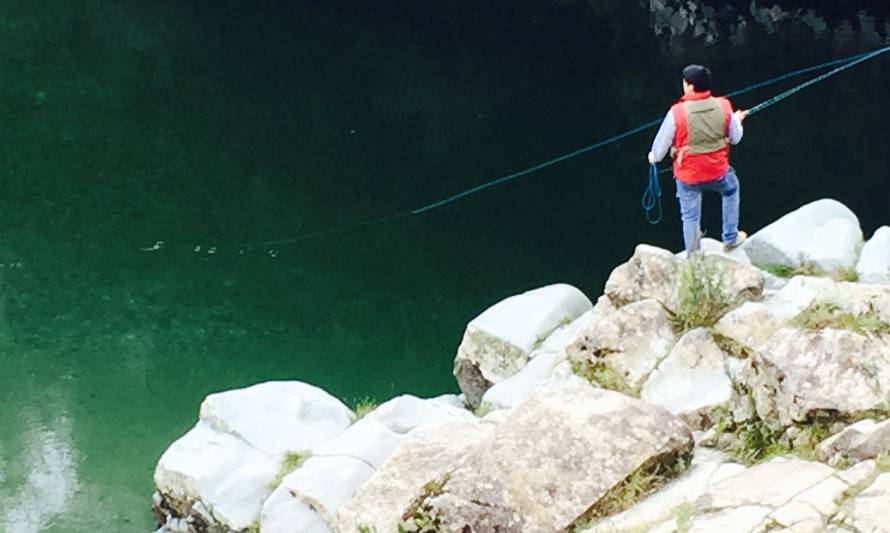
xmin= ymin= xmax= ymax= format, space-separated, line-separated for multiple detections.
xmin=363 ymin=394 xmax=476 ymax=435
xmin=565 ymin=298 xmax=676 ymax=393
xmin=742 ymin=199 xmax=861 ymax=268
xmin=481 ymin=309 xmax=597 ymax=410
xmin=260 ymin=456 xmax=374 ymax=533
xmin=842 ymin=472 xmax=890 ymax=533
xmin=856 ymin=226 xmax=890 ymax=284
xmin=453 ymin=284 xmax=592 ymax=408
xmin=335 ymin=420 xmax=494 ymax=533
xmin=641 ymin=328 xmax=738 ymax=428
xmin=152 ymin=382 xmax=353 ymax=532
xmin=798 ymin=216 xmax=863 ymax=272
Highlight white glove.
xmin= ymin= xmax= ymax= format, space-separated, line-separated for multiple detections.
xmin=647 ymin=151 xmax=658 ymax=165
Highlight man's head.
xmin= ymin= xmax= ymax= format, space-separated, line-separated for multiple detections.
xmin=682 ymin=64 xmax=712 ymax=94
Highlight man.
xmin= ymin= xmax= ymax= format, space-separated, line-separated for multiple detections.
xmin=648 ymin=64 xmax=748 ymax=254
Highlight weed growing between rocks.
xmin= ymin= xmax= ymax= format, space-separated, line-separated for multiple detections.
xmin=673 ymin=502 xmax=694 ymax=532
xmin=351 ymin=397 xmax=379 ymax=419
xmin=669 ymin=254 xmax=730 ymax=334
xmin=567 ymin=451 xmax=692 ymax=531
xmin=571 ymin=359 xmax=636 ymax=396
xmin=473 ymin=401 xmax=495 ymax=417
xmin=756 ymin=262 xmax=858 ymax=282
xmin=533 ymin=315 xmax=575 ymax=349
xmin=711 ymin=401 xmax=845 ymax=465
xmin=709 ymin=331 xmax=752 ymax=359
xmin=268 ymin=450 xmax=310 ymax=490
xmin=790 ymin=301 xmax=890 ymax=336
xmin=876 ymin=449 xmax=890 ymax=471
xmin=399 ymin=473 xmax=451 ymax=533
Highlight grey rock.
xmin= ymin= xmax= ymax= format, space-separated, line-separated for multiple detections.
xmin=334 ymin=420 xmax=493 ymax=533
xmin=739 ymin=327 xmax=890 ymax=431
xmin=604 ymin=244 xmax=763 ymax=314
xmin=817 ymin=418 xmax=890 ymax=466
xmin=565 ymin=299 xmax=676 ymax=393
xmin=423 ymin=380 xmax=694 ymax=533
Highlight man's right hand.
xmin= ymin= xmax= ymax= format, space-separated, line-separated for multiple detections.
xmin=734 ymin=109 xmax=749 ymax=122
xmin=647 ymin=151 xmax=658 ymax=165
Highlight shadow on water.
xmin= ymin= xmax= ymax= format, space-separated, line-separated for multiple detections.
xmin=0 ymin=1 xmax=887 ymax=530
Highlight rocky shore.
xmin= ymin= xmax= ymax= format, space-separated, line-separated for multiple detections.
xmin=151 ymin=198 xmax=890 ymax=533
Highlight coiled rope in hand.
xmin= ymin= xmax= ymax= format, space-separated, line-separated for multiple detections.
xmin=640 ymin=44 xmax=890 ymax=224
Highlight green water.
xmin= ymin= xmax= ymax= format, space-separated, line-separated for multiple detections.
xmin=0 ymin=2 xmax=888 ymax=531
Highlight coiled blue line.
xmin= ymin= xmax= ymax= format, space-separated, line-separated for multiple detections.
xmin=641 ymin=164 xmax=662 ymax=225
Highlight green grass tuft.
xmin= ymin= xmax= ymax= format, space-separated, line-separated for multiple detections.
xmin=268 ymin=450 xmax=310 ymax=490
xmin=757 ymin=262 xmax=858 ymax=282
xmin=351 ymin=397 xmax=379 ymax=419
xmin=473 ymin=402 xmax=495 ymax=418
xmin=399 ymin=474 xmax=451 ymax=533
xmin=571 ymin=359 xmax=636 ymax=396
xmin=875 ymin=449 xmax=890 ymax=471
xmin=567 ymin=453 xmax=692 ymax=531
xmin=790 ymin=301 xmax=890 ymax=336
xmin=669 ymin=253 xmax=731 ymax=334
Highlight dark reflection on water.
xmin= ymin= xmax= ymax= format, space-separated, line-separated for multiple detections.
xmin=0 ymin=1 xmax=887 ymax=530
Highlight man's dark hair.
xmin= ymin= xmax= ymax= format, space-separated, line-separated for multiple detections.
xmin=682 ymin=64 xmax=712 ymax=92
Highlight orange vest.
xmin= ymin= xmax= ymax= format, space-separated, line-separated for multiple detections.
xmin=670 ymin=92 xmax=733 ymax=184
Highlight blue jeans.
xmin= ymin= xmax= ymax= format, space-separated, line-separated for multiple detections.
xmin=675 ymin=166 xmax=740 ymax=254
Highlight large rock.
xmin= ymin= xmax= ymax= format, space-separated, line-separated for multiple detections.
xmin=260 ymin=456 xmax=374 ymax=533
xmin=581 ymin=449 xmax=744 ymax=533
xmin=565 ymin=299 xmax=676 ymax=393
xmin=817 ymin=418 xmax=890 ymax=467
xmin=641 ymin=328 xmax=740 ymax=429
xmin=675 ymin=237 xmax=752 ymax=264
xmin=418 ymin=380 xmax=694 ymax=533
xmin=262 ymin=394 xmax=478 ymax=532
xmin=604 ymin=244 xmax=763 ymax=314
xmin=335 ymin=419 xmax=494 ymax=533
xmin=480 ymin=309 xmax=598 ymax=410
xmin=856 ymin=226 xmax=890 ymax=285
xmin=840 ymin=472 xmax=890 ymax=533
xmin=742 ymin=199 xmax=862 ymax=268
xmin=152 ymin=382 xmax=353 ymax=532
xmin=715 ymin=275 xmax=890 ymax=350
xmin=453 ymin=284 xmax=592 ymax=408
xmin=740 ymin=327 xmax=890 ymax=431
xmin=362 ymin=394 xmax=477 ymax=435
xmin=689 ymin=457 xmax=845 ymax=533
xmin=798 ymin=217 xmax=864 ymax=272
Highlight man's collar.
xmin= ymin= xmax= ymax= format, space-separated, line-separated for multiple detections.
xmin=681 ymin=90 xmax=712 ymax=101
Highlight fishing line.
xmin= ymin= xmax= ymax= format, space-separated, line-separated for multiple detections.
xmin=145 ymin=45 xmax=890 ymax=253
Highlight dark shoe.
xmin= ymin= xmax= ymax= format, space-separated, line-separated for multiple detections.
xmin=724 ymin=230 xmax=747 ymax=251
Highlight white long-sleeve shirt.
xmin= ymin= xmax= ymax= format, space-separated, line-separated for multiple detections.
xmin=648 ymin=107 xmax=744 ymax=163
